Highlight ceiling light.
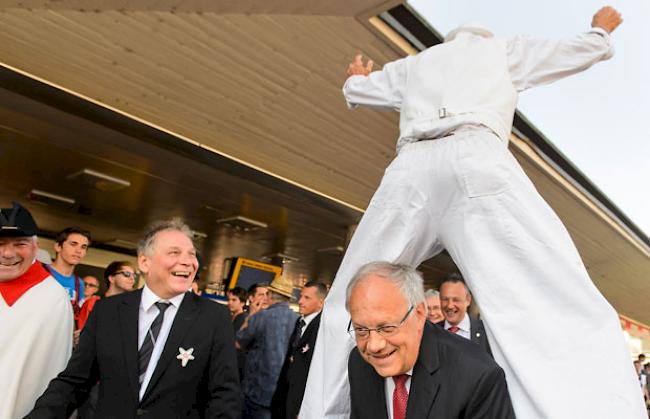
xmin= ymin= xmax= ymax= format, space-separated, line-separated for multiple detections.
xmin=316 ymin=246 xmax=344 ymax=254
xmin=67 ymin=168 xmax=130 ymax=192
xmin=262 ymin=252 xmax=299 ymax=263
xmin=216 ymin=215 xmax=267 ymax=231
xmin=29 ymin=189 xmax=75 ymax=207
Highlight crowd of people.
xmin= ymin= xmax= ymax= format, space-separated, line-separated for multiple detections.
xmin=0 ymin=202 xmax=517 ymax=419
xmin=0 ymin=203 xmax=332 ymax=418
xmin=2 ymin=4 xmax=649 ymax=419
xmin=1 ymin=193 xmax=648 ymax=419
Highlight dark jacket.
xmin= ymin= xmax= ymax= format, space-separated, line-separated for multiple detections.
xmin=271 ymin=312 xmax=321 ymax=419
xmin=26 ymin=290 xmax=242 ymax=419
xmin=348 ymin=322 xmax=514 ymax=419
xmin=232 ymin=311 xmax=249 ymax=381
xmin=436 ymin=315 xmax=492 ymax=356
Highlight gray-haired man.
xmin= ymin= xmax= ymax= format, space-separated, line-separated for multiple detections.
xmin=28 ymin=218 xmax=241 ymax=418
xmin=423 ymin=289 xmax=443 ymax=324
xmin=346 ymin=262 xmax=514 ymax=419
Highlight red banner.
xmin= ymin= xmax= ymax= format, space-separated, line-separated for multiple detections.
xmin=620 ymin=315 xmax=650 ymax=338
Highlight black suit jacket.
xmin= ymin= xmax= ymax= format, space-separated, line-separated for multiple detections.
xmin=436 ymin=316 xmax=492 ymax=355
xmin=26 ymin=290 xmax=241 ymax=419
xmin=271 ymin=313 xmax=321 ymax=419
xmin=349 ymin=322 xmax=514 ymax=419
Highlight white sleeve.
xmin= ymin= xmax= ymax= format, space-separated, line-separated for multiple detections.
xmin=341 ymin=57 xmax=408 ymax=111
xmin=506 ymin=28 xmax=614 ymax=92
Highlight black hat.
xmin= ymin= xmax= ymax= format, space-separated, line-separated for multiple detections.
xmin=0 ymin=202 xmax=38 ymax=237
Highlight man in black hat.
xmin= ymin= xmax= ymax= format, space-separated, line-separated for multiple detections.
xmin=0 ymin=202 xmax=73 ymax=419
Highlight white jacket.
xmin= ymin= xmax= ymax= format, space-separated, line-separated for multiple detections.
xmin=343 ymin=28 xmax=614 ymax=152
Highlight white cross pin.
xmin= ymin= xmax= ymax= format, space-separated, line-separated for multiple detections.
xmin=177 ymin=347 xmax=195 ymax=367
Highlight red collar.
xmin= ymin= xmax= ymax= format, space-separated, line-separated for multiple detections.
xmin=0 ymin=262 xmax=50 ymax=307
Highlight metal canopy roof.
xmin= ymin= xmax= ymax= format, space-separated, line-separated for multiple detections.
xmin=0 ymin=0 xmax=647 ymax=323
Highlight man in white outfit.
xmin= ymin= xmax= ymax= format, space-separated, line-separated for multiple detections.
xmin=0 ymin=202 xmax=73 ymax=419
xmin=300 ymin=6 xmax=647 ymax=419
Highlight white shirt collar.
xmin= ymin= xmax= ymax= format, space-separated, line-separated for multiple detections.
xmin=140 ymin=284 xmax=185 ymax=312
xmin=445 ymin=313 xmax=470 ymax=332
xmin=302 ymin=311 xmax=320 ymax=328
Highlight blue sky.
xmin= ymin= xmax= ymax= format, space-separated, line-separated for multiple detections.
xmin=408 ymin=0 xmax=650 ymax=237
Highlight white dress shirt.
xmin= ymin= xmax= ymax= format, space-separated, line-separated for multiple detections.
xmin=444 ymin=313 xmax=471 ymax=340
xmin=384 ymin=369 xmax=413 ymax=419
xmin=300 ymin=311 xmax=320 ymax=336
xmin=138 ymin=285 xmax=185 ymax=400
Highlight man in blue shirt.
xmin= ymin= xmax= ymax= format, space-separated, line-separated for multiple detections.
xmin=46 ymin=226 xmax=91 ymax=327
xmin=236 ymin=276 xmax=298 ymax=419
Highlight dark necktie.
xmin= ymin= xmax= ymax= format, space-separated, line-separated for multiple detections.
xmin=392 ymin=374 xmax=409 ymax=419
xmin=290 ymin=318 xmax=306 ymax=351
xmin=448 ymin=325 xmax=460 ymax=334
xmin=138 ymin=301 xmax=171 ymax=386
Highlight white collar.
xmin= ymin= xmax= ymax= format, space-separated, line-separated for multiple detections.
xmin=302 ymin=311 xmax=320 ymax=327
xmin=387 ymin=368 xmax=414 ymax=382
xmin=445 ymin=313 xmax=470 ymax=332
xmin=140 ymin=284 xmax=185 ymax=312
xmin=444 ymin=23 xmax=494 ymax=43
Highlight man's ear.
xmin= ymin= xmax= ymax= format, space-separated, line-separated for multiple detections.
xmin=53 ymin=242 xmax=62 ymax=254
xmin=415 ymin=302 xmax=427 ymax=320
xmin=138 ymin=254 xmax=149 ymax=275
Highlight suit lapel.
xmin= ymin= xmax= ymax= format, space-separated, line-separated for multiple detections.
xmin=298 ymin=313 xmax=321 ymax=349
xmin=369 ymin=364 xmax=389 ymax=419
xmin=406 ymin=324 xmax=441 ymax=419
xmin=470 ymin=317 xmax=479 ymax=342
xmin=118 ymin=289 xmax=143 ymax=403
xmin=142 ymin=292 xmax=200 ymax=401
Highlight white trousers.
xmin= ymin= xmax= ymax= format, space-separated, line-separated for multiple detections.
xmin=300 ymin=129 xmax=646 ymax=418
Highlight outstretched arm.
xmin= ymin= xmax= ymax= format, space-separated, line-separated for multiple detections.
xmin=507 ymin=6 xmax=622 ymax=92
xmin=342 ymin=53 xmax=408 ymax=111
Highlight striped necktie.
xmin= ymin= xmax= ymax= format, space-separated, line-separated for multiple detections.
xmin=138 ymin=301 xmax=171 ymax=386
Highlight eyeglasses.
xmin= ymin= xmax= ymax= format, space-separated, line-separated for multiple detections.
xmin=347 ymin=305 xmax=414 ymax=340
xmin=115 ymin=271 xmax=136 ymax=278
xmin=84 ymin=282 xmax=99 ymax=288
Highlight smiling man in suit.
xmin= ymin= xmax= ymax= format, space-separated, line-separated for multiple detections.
xmin=346 ymin=262 xmax=514 ymax=419
xmin=271 ymin=281 xmax=328 ymax=419
xmin=27 ymin=218 xmax=241 ymax=419
xmin=437 ymin=273 xmax=491 ymax=355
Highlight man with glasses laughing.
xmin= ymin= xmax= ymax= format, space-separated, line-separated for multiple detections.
xmin=346 ymin=262 xmax=514 ymax=419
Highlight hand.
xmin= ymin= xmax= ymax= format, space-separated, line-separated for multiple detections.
xmin=249 ymin=298 xmax=265 ymax=315
xmin=347 ymin=54 xmax=374 ymax=77
xmin=73 ymin=329 xmax=81 ymax=347
xmin=592 ymin=6 xmax=622 ymax=33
